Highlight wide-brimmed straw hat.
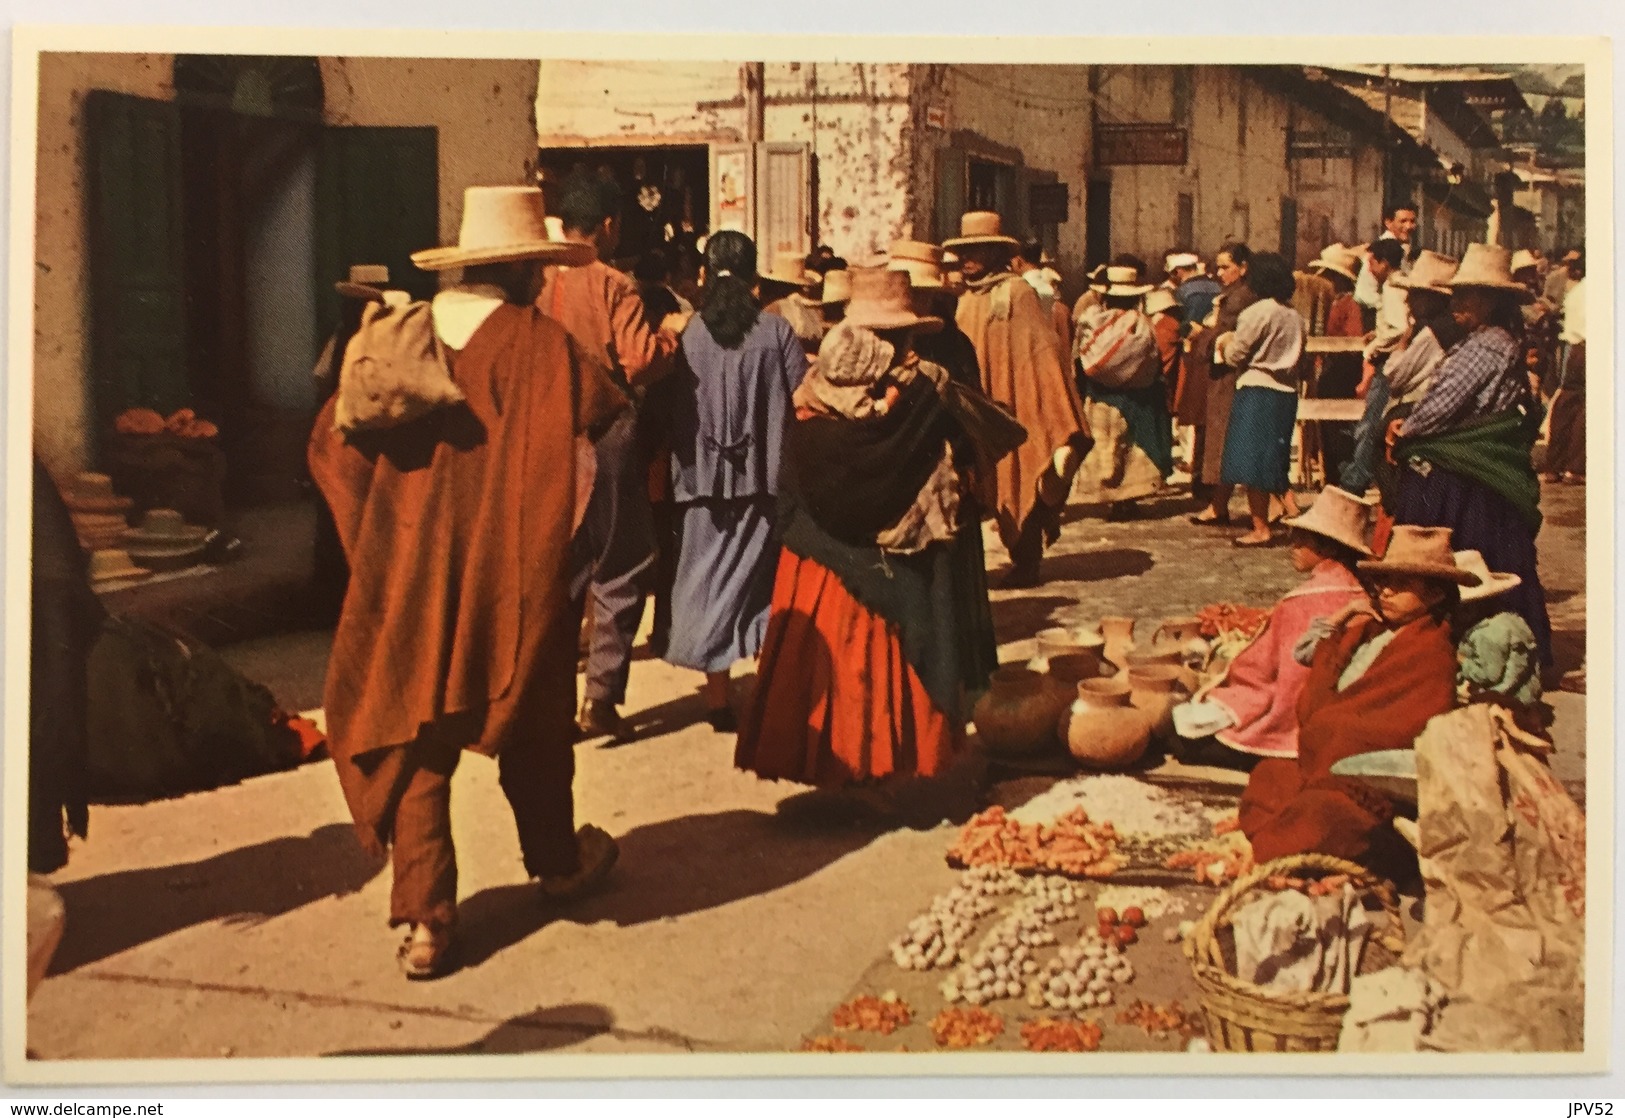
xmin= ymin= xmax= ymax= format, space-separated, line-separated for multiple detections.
xmin=942 ymin=210 xmax=1020 ymax=251
xmin=1357 ymin=525 xmax=1480 ymax=587
xmin=335 ymin=264 xmax=391 ymax=302
xmin=1307 ymin=244 xmax=1362 ymax=284
xmin=840 ymin=267 xmax=942 ymax=333
xmin=1165 ymin=252 xmax=1200 ymax=273
xmin=1509 ymin=249 xmax=1541 ymax=275
xmin=1086 ymin=264 xmax=1110 ymax=293
xmin=1390 ymin=250 xmax=1458 ymax=295
xmin=820 ymin=269 xmax=853 ymax=305
xmin=1281 ymin=486 xmax=1374 ymax=556
xmin=759 ymin=250 xmax=819 ymax=289
xmin=1143 ymin=288 xmax=1180 ymax=317
xmin=1100 ymin=266 xmax=1154 ymax=298
xmin=122 ymin=508 xmax=209 ymax=547
xmin=1440 ymin=243 xmax=1534 ymax=304
xmin=89 ymin=549 xmax=151 ymax=583
xmin=64 ymin=472 xmax=134 ymax=514
xmin=888 ymin=239 xmax=947 ymax=289
xmin=1454 ymin=550 xmax=1522 ymax=603
xmin=411 ymin=187 xmax=594 ymax=271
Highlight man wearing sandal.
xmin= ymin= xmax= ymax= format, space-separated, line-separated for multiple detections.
xmin=309 ymin=186 xmax=627 ymax=980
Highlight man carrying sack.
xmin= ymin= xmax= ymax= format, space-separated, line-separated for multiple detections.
xmin=947 ymin=211 xmax=1092 ymax=587
xmin=308 ymin=186 xmax=629 ymax=980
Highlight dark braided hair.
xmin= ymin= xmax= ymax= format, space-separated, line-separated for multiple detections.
xmin=700 ymin=230 xmax=761 ymax=349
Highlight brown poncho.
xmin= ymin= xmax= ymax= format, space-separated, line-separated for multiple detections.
xmin=957 ymin=273 xmax=1090 ymax=545
xmin=309 ymin=302 xmax=626 ymax=855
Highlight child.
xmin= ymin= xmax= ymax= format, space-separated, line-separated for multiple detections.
xmin=1172 ymin=486 xmax=1373 ymax=769
xmin=1239 ymin=525 xmax=1470 ymax=868
xmin=1451 ymin=549 xmax=1543 ymax=722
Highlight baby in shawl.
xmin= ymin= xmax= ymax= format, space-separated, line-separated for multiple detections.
xmin=1172 ymin=487 xmax=1373 ymax=769
xmin=1450 ymin=549 xmax=1544 ymax=732
xmin=1240 ymin=525 xmax=1469 ymax=870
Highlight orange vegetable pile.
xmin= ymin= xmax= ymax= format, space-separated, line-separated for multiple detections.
xmin=1116 ymin=999 xmax=1204 ymax=1041
xmin=1262 ymin=872 xmax=1353 ymax=896
xmin=1196 ymin=603 xmax=1270 ymax=640
xmin=1020 ymin=1017 xmax=1104 ymax=1053
xmin=1163 ymin=831 xmax=1255 ymax=885
xmin=801 ymin=1035 xmax=865 ymax=1053
xmin=929 ymin=1007 xmax=1005 ymax=1049
xmin=831 ymin=994 xmax=912 ymax=1036
xmin=947 ymin=806 xmax=1124 ymax=877
xmin=114 ymin=407 xmax=218 ymax=439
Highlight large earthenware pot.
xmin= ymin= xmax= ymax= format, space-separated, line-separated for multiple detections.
xmin=1153 ymin=615 xmax=1212 ymax=670
xmin=1044 ymin=650 xmax=1105 ymax=711
xmin=1127 ymin=663 xmax=1190 ymax=738
xmin=1028 ymin=626 xmax=1107 ymax=674
xmin=1058 ymin=677 xmax=1155 ymax=769
xmin=1099 ymin=615 xmax=1138 ymax=674
xmin=973 ymin=666 xmax=1061 ymax=755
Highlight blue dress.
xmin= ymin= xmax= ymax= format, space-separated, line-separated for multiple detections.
xmin=663 ymin=312 xmax=809 ymax=672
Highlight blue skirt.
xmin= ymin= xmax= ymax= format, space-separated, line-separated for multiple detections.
xmin=665 ymin=495 xmax=779 ymax=673
xmin=1219 ymin=386 xmax=1298 ymax=494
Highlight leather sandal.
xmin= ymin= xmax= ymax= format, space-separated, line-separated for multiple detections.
xmin=397 ymin=922 xmax=456 ymax=980
xmin=537 ymin=825 xmax=620 ymax=902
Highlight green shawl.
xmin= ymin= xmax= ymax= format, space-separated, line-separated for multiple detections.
xmin=1398 ymin=410 xmax=1543 ymax=534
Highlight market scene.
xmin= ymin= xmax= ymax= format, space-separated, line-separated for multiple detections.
xmin=21 ymin=54 xmax=1592 ymax=1064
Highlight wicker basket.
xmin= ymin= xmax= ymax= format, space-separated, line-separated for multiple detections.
xmin=1183 ymin=853 xmax=1405 ymax=1053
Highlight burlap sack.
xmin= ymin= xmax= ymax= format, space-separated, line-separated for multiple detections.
xmin=1404 ymin=704 xmax=1585 ymax=1051
xmin=334 ymin=300 xmax=466 ymax=434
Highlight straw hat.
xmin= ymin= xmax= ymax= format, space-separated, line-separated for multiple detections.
xmin=759 ymin=250 xmax=818 ymax=289
xmin=1280 ymin=486 xmax=1374 ymax=556
xmin=1143 ymin=288 xmax=1179 ymax=317
xmin=840 ymin=267 xmax=942 ymax=333
xmin=887 ymin=239 xmax=947 ymax=289
xmin=820 ymin=269 xmax=853 ymax=305
xmin=1509 ymin=249 xmax=1540 ymax=275
xmin=1086 ymin=264 xmax=1110 ymax=293
xmin=1100 ymin=266 xmax=1153 ymax=298
xmin=942 ymin=210 xmax=1020 ymax=251
xmin=1165 ymin=252 xmax=1200 ymax=273
xmin=411 ymin=187 xmax=595 ymax=271
xmin=88 ymin=549 xmax=151 ymax=584
xmin=1390 ymin=250 xmax=1458 ymax=295
xmin=1454 ymin=550 xmax=1522 ymax=603
xmin=335 ymin=264 xmax=391 ymax=302
xmin=1307 ymin=243 xmax=1362 ymax=284
xmin=123 ymin=508 xmax=209 ymax=548
xmin=1357 ymin=525 xmax=1481 ymax=587
xmin=64 ymin=472 xmax=133 ymax=514
xmin=1440 ymin=243 xmax=1534 ymax=303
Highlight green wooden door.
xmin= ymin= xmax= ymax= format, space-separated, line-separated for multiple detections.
xmin=934 ymin=146 xmax=966 ymax=244
xmin=85 ymin=91 xmax=189 ymax=427
xmin=313 ymin=126 xmax=439 ymax=343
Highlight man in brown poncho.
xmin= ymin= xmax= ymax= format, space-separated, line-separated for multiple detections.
xmin=947 ymin=211 xmax=1092 ymax=586
xmin=308 ymin=186 xmax=628 ymax=979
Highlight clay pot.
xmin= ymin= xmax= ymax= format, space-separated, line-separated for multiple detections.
xmin=1044 ymin=651 xmax=1105 ymax=710
xmin=1127 ymin=663 xmax=1190 ymax=738
xmin=1125 ymin=646 xmax=1184 ymax=672
xmin=1153 ymin=616 xmax=1213 ymax=670
xmin=1099 ymin=615 xmax=1138 ymax=674
xmin=973 ymin=666 xmax=1062 ymax=755
xmin=1028 ymin=627 xmax=1107 ymax=673
xmin=1058 ymin=678 xmax=1155 ymax=769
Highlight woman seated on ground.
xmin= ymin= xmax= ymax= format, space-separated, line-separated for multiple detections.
xmin=1239 ymin=525 xmax=1470 ymax=870
xmin=1171 ymin=486 xmax=1373 ymax=770
xmin=735 ymin=268 xmax=1016 ymax=803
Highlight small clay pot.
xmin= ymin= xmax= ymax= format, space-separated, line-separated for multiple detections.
xmin=1154 ymin=616 xmax=1214 ymax=670
xmin=974 ymin=666 xmax=1062 ymax=755
xmin=1059 ymin=677 xmax=1155 ymax=769
xmin=1028 ymin=627 xmax=1107 ymax=673
xmin=1126 ymin=663 xmax=1190 ymax=739
xmin=1125 ymin=646 xmax=1184 ymax=672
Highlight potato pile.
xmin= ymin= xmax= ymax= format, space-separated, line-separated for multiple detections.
xmin=888 ymin=866 xmax=1021 ymax=972
xmin=937 ymin=878 xmax=1081 ymax=1006
xmin=1024 ymin=930 xmax=1135 ymax=1013
xmin=947 ymin=805 xmax=1124 ymax=877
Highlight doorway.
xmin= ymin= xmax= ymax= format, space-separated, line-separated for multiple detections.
xmin=536 ymin=145 xmax=711 ymax=266
xmin=1085 ymin=178 xmax=1113 ymax=268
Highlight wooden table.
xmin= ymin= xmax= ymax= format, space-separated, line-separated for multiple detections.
xmin=1296 ymin=335 xmax=1368 ymax=487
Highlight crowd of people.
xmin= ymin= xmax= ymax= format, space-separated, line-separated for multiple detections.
xmin=287 ymin=177 xmax=1582 ymax=979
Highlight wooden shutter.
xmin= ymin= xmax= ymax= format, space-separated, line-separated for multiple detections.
xmin=710 ymin=142 xmax=756 ymax=238
xmin=313 ymin=126 xmax=439 ymax=343
xmin=1280 ymin=196 xmax=1300 ymax=266
xmin=85 ymin=91 xmax=189 ymax=426
xmin=934 ymin=146 xmax=967 ymax=244
xmin=754 ymin=142 xmax=811 ymax=257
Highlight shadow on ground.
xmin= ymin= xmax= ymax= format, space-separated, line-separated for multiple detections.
xmin=324 ymin=1002 xmax=622 ymax=1056
xmin=1035 ymin=547 xmax=1155 ymax=585
xmin=49 ymin=823 xmax=383 ymax=975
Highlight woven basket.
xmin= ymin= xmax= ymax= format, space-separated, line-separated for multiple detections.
xmin=1183 ymin=853 xmax=1405 ymax=1053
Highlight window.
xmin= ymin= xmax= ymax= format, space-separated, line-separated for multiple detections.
xmin=1172 ymin=68 xmax=1193 ymax=125
xmin=968 ymin=158 xmax=1015 ymax=221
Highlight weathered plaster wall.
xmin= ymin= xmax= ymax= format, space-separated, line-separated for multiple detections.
xmin=321 ymin=57 xmax=541 ymax=242
xmin=33 ymin=52 xmax=174 ymax=481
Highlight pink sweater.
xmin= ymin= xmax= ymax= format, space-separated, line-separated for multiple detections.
xmin=1207 ymin=560 xmax=1366 ymax=758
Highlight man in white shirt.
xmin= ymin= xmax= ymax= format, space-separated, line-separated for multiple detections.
xmin=1354 ymin=201 xmax=1419 ymax=313
xmin=1341 ymin=238 xmax=1411 ymax=493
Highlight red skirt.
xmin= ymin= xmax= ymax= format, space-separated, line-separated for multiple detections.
xmin=735 ymin=549 xmax=962 ymax=786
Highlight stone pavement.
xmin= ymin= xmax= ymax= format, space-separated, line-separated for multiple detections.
xmin=24 ymin=479 xmax=1588 ymax=1064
